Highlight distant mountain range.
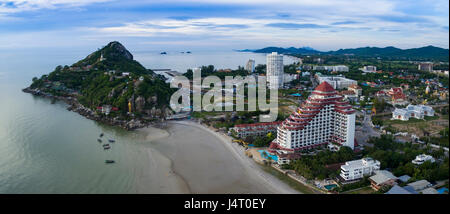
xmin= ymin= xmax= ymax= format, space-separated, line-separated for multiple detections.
xmin=239 ymin=45 xmax=449 ymax=61
xmin=238 ymin=46 xmax=320 ymax=54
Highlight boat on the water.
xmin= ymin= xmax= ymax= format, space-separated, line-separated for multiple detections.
xmin=100 ymin=133 xmax=104 ymax=137
xmin=108 ymin=139 xmax=115 ymax=143
xmin=97 ymin=139 xmax=102 ymax=143
xmin=186 ymin=51 xmax=191 ymax=54
xmin=104 ymin=146 xmax=111 ymax=150
xmin=105 ymin=160 xmax=115 ymax=164
xmin=102 ymin=144 xmax=110 ymax=147
xmin=160 ymin=52 xmax=167 ymax=54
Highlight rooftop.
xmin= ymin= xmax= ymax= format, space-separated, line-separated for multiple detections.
xmin=385 ymin=185 xmax=413 ymax=194
xmin=369 ymin=170 xmax=398 ymax=185
xmin=315 ymin=81 xmax=336 ymax=93
xmin=407 ymin=180 xmax=431 ymax=191
xmin=421 ymin=187 xmax=439 ymax=194
xmin=398 ymin=175 xmax=411 ymax=183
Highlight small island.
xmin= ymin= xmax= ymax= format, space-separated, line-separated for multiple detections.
xmin=23 ymin=41 xmax=176 ymax=130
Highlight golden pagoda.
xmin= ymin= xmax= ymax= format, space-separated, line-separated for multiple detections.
xmin=128 ymin=101 xmax=132 ymax=113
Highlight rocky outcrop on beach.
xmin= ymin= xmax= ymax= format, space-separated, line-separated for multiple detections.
xmin=23 ymin=41 xmax=175 ymax=130
xmin=22 ymin=87 xmax=154 ymax=130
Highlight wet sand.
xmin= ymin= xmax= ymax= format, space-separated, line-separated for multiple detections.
xmin=139 ymin=121 xmax=300 ymax=194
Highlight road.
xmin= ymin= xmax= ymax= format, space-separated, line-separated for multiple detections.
xmin=355 ymin=111 xmax=381 ymax=147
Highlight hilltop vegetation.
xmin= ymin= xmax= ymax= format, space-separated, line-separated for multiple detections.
xmin=29 ymin=41 xmax=175 ymax=118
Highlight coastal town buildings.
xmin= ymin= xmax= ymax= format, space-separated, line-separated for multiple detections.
xmin=340 ymin=157 xmax=381 ymax=181
xmin=266 ymin=52 xmax=284 ymax=89
xmin=245 ymin=59 xmax=255 ymax=73
xmin=418 ymin=62 xmax=433 ymax=72
xmin=231 ymin=121 xmax=282 ymax=139
xmin=313 ymin=65 xmax=349 ymax=72
xmin=369 ymin=170 xmax=398 ymax=191
xmin=348 ymin=84 xmax=362 ymax=96
xmin=377 ymin=87 xmax=408 ymax=105
xmin=407 ymin=180 xmax=433 ymax=192
xmin=361 ymin=65 xmax=377 ymax=73
xmin=315 ymin=74 xmax=357 ymax=90
xmin=339 ymin=90 xmax=358 ymax=102
xmin=392 ymin=104 xmax=435 ymax=121
xmin=412 ymin=154 xmax=435 ymax=165
xmin=269 ymin=82 xmax=356 ymax=158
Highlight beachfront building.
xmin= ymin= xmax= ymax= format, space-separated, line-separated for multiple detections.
xmin=392 ymin=104 xmax=435 ymax=121
xmin=231 ymin=121 xmax=283 ymax=139
xmin=340 ymin=157 xmax=381 ymax=181
xmin=245 ymin=59 xmax=255 ymax=73
xmin=315 ymin=74 xmax=357 ymax=90
xmin=412 ymin=154 xmax=435 ymax=165
xmin=270 ymin=82 xmax=356 ymax=156
xmin=266 ymin=52 xmax=284 ymax=89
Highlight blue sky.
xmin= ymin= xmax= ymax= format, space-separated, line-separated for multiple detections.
xmin=0 ymin=0 xmax=448 ymax=51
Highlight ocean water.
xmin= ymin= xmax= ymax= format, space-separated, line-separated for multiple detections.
xmin=0 ymin=49 xmax=294 ymax=193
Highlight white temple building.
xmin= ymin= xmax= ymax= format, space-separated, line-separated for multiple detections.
xmin=392 ymin=104 xmax=434 ymax=121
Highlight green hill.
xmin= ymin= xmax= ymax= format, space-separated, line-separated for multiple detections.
xmin=247 ymin=45 xmax=449 ymax=61
xmin=328 ymin=45 xmax=449 ymax=61
xmin=29 ymin=41 xmax=175 ymax=119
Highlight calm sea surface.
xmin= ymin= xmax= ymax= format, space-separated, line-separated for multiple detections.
xmin=0 ymin=49 xmax=295 ymax=193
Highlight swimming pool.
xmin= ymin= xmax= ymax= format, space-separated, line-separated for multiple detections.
xmin=437 ymin=187 xmax=448 ymax=194
xmin=258 ymin=150 xmax=278 ymax=161
xmin=324 ymin=184 xmax=338 ymax=190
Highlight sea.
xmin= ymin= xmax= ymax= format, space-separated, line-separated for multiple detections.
xmin=0 ymin=49 xmax=297 ymax=193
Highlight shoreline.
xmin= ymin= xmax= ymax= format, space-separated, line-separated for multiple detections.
xmin=166 ymin=120 xmax=301 ymax=194
xmin=23 ymin=88 xmax=300 ymax=194
xmin=136 ymin=126 xmax=192 ymax=193
xmin=22 ymin=87 xmax=157 ymax=130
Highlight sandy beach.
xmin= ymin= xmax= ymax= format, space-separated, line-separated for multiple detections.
xmin=139 ymin=120 xmax=300 ymax=194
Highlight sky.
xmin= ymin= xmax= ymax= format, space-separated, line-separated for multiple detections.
xmin=0 ymin=0 xmax=448 ymax=52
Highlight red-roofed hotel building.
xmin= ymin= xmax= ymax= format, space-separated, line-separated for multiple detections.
xmin=271 ymin=81 xmax=356 ymax=153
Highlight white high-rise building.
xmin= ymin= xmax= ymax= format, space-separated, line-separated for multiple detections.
xmin=266 ymin=52 xmax=284 ymax=89
xmin=245 ymin=59 xmax=255 ymax=73
xmin=269 ymin=82 xmax=356 ymax=154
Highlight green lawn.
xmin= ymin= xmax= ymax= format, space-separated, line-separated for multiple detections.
xmin=342 ymin=186 xmax=375 ymax=194
xmin=260 ymin=165 xmax=318 ymax=194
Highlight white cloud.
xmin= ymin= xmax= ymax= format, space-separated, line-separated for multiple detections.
xmin=0 ymin=0 xmax=112 ymax=13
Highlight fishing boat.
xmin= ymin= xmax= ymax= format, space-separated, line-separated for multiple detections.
xmin=160 ymin=51 xmax=167 ymax=54
xmin=97 ymin=139 xmax=102 ymax=143
xmin=105 ymin=160 xmax=115 ymax=164
xmin=104 ymin=145 xmax=111 ymax=150
xmin=102 ymin=144 xmax=110 ymax=147
xmin=100 ymin=133 xmax=104 ymax=137
xmin=108 ymin=139 xmax=115 ymax=143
